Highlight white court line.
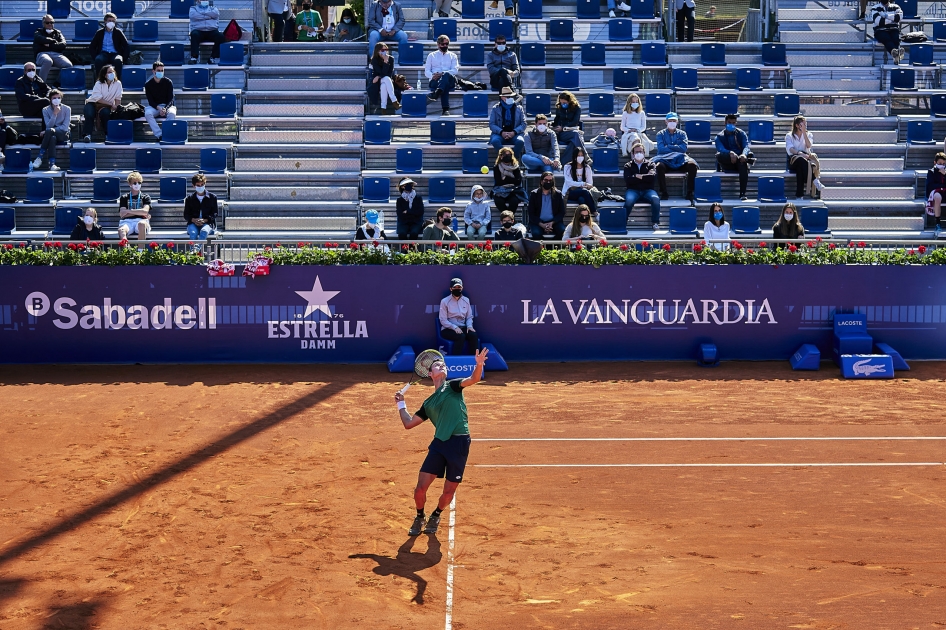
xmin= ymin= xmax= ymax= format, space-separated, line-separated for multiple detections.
xmin=476 ymin=462 xmax=945 ymax=468
xmin=476 ymin=437 xmax=946 ymax=442
xmin=444 ymin=495 xmax=456 ymax=630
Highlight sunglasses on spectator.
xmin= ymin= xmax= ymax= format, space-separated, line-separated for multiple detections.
xmin=44 ymin=20 xmax=55 ymax=24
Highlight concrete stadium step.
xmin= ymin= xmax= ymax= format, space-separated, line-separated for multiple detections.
xmin=820 ymin=187 xmax=915 ymax=200
xmin=779 ymin=30 xmax=864 ymax=43
xmin=223 ymin=217 xmax=358 ymax=232
xmin=229 ymin=172 xmax=360 ymax=185
xmin=251 ymin=53 xmax=368 ymax=67
xmin=794 ymin=78 xmax=880 ymax=90
xmin=786 ymin=52 xmax=874 ymax=67
xmin=239 ymin=130 xmax=363 ymax=144
xmin=818 ymin=157 xmax=904 ymax=172
xmin=828 ymin=216 xmax=925 ymax=231
xmin=247 ymin=78 xmax=366 ymax=91
xmin=228 ymin=186 xmax=360 ymax=201
xmin=242 ymin=94 xmax=365 ymax=117
xmin=814 ymin=130 xmax=899 ymax=144
xmin=233 ymin=152 xmax=361 ymax=173
xmin=799 ymin=102 xmax=887 ymax=117
xmin=779 ymin=7 xmax=859 ymax=20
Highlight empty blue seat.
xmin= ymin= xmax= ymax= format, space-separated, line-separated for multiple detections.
xmin=581 ymin=43 xmax=606 ymax=66
xmin=210 ymin=93 xmax=237 ymax=118
xmin=900 ymin=0 xmax=917 ymax=18
xmin=757 ymin=176 xmax=786 ymax=203
xmin=489 ymin=19 xmax=514 ymax=40
xmin=463 ymin=93 xmax=489 ymax=118
xmin=589 ymin=93 xmax=614 ymax=117
xmin=460 ymin=43 xmax=484 ymax=66
xmin=59 ymin=68 xmax=86 ymax=91
xmin=669 ymin=207 xmax=697 ymax=235
xmin=731 ymin=206 xmax=761 ymax=234
xmin=106 ymin=120 xmax=134 ymax=145
xmin=577 ymin=0 xmax=600 ymax=19
xmin=549 ymin=19 xmax=573 ymax=42
xmin=641 ymin=42 xmax=666 ymax=66
xmin=398 ymin=42 xmax=425 ymax=66
xmin=521 ymin=43 xmax=546 ymax=66
xmin=592 ymin=148 xmax=619 ymax=173
xmin=219 ymin=42 xmax=245 ymax=66
xmin=0 ymin=69 xmax=16 ymax=91
xmin=609 ymin=18 xmax=633 ymax=41
xmin=554 ymin=68 xmax=580 ymax=90
xmin=396 ymin=148 xmax=423 ymax=173
xmin=364 ymin=120 xmax=392 ymax=145
xmin=598 ymin=206 xmax=628 ymax=235
xmin=891 ymin=68 xmax=916 ymax=91
xmin=433 ymin=18 xmax=458 ymax=41
xmin=519 ymin=0 xmax=543 ymax=19
xmin=428 ymin=177 xmax=456 ymax=204
xmin=701 ymin=43 xmax=726 ymax=66
xmin=748 ymin=120 xmax=775 ymax=144
xmin=161 ymin=120 xmax=188 ymax=145
xmin=69 ymin=148 xmax=96 ymax=174
xmin=526 ymin=93 xmax=551 ymax=117
xmin=630 ymin=0 xmax=654 ymax=18
xmin=694 ymin=176 xmax=722 ymax=203
xmin=462 ymin=148 xmax=488 ymax=174
xmin=135 ymin=148 xmax=162 ymax=174
xmin=613 ymin=67 xmax=639 ymax=90
xmin=462 ymin=0 xmax=485 ymax=18
xmin=646 ymin=93 xmax=671 ymax=116
xmin=3 ymin=149 xmax=32 ymax=174
xmin=801 ymin=206 xmax=830 ymax=234
xmin=170 ymin=0 xmax=194 ymax=19
xmin=26 ymin=177 xmax=55 ymax=204
xmin=935 ymin=21 xmax=946 ymax=42
xmin=909 ymin=43 xmax=934 ymax=66
xmin=111 ymin=0 xmax=136 ymax=18
xmin=672 ymin=67 xmax=698 ymax=91
xmin=159 ymin=43 xmax=186 ymax=66
xmin=685 ymin=120 xmax=712 ymax=143
xmin=134 ymin=19 xmax=159 ymax=42
xmin=183 ymin=68 xmax=210 ymax=90
xmin=122 ymin=67 xmax=147 ymax=91
xmin=907 ymin=120 xmax=934 ymax=144
xmin=931 ymin=94 xmax=946 ymax=117
xmin=736 ymin=67 xmax=762 ymax=91
xmin=363 ymin=177 xmax=391 ymax=203
xmin=18 ymin=19 xmax=42 ymax=42
xmin=712 ymin=93 xmax=738 ymax=117
xmin=74 ymin=19 xmax=99 ymax=43
xmin=200 ymin=148 xmax=227 ymax=173
xmin=92 ymin=177 xmax=121 ymax=202
xmin=430 ymin=120 xmax=456 ymax=144
xmin=53 ymin=206 xmax=83 ymax=234
xmin=761 ymin=43 xmax=787 ymax=66
xmin=0 ymin=206 xmax=14 ymax=235
xmin=159 ymin=176 xmax=187 ymax=202
xmin=401 ymin=92 xmax=427 ymax=118
xmin=774 ymin=93 xmax=800 ymax=117
xmin=47 ymin=0 xmax=72 ymax=19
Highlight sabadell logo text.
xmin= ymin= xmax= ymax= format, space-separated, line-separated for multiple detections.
xmin=25 ymin=292 xmax=216 ymax=330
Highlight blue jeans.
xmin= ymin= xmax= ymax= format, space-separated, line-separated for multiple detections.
xmin=489 ymin=133 xmax=525 ymax=159
xmin=567 ymin=188 xmax=596 ymax=215
xmin=521 ymin=153 xmax=555 ymax=172
xmin=368 ymin=29 xmax=409 ymax=54
xmin=625 ymin=188 xmax=662 ymax=224
xmin=503 ymin=0 xmax=513 ymax=8
xmin=187 ymin=223 xmax=214 ymax=240
xmin=428 ymin=72 xmax=457 ymax=110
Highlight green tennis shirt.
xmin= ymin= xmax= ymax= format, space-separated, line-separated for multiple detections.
xmin=415 ymin=378 xmax=470 ymax=441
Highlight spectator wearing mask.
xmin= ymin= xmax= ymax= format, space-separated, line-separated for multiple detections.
xmin=118 ymin=171 xmax=152 ymax=242
xmin=464 ymin=185 xmax=492 ymax=239
xmin=15 ymin=62 xmax=51 ymax=118
xmin=703 ymin=203 xmax=731 ymax=250
xmin=785 ymin=115 xmax=824 ymax=200
xmin=924 ymin=152 xmax=946 ymax=235
xmin=488 ymin=0 xmax=516 ymax=17
xmin=653 ymin=112 xmax=698 ymax=205
xmin=872 ymin=0 xmax=904 ymax=64
xmin=90 ymin=13 xmax=129 ymax=80
xmin=551 ymin=91 xmax=588 ymax=165
xmin=425 ymin=35 xmax=459 ymax=116
xmin=144 ymin=61 xmax=176 ymax=141
xmin=70 ymin=208 xmax=105 ymax=241
xmin=439 ymin=278 xmax=478 ymax=356
xmin=489 ymin=87 xmax=525 ymax=159
xmin=492 ymin=147 xmax=525 ymax=216
xmin=183 ymin=172 xmax=218 ymax=240
xmin=486 ymin=35 xmax=519 ymax=91
xmin=562 ymin=204 xmax=604 ymax=241
xmin=367 ymin=0 xmax=409 ymax=54
xmin=267 ymin=0 xmax=290 ymax=42
xmin=189 ymin=0 xmax=227 ymax=64
xmin=676 ymin=0 xmax=695 ymax=42
xmin=34 ymin=89 xmax=70 ymax=172
xmin=620 ymin=93 xmax=652 ymax=156
xmin=296 ymin=2 xmax=324 ymax=41
xmin=608 ymin=0 xmax=633 ymax=18
xmin=369 ymin=43 xmax=399 ymax=114
xmin=772 ymin=202 xmax=804 ymax=246
xmin=356 ymin=209 xmax=387 ymax=240
xmin=715 ymin=113 xmax=752 ymax=201
xmin=494 ymin=210 xmax=525 ymax=240
xmin=34 ymin=15 xmax=72 ymax=82
xmin=623 ymin=140 xmax=662 ymax=231
xmin=334 ymin=8 xmax=365 ymax=41
xmin=422 ymin=206 xmax=460 ymax=241
xmin=522 ymin=114 xmax=561 ymax=173
xmin=81 ymin=65 xmax=122 ymax=143
xmin=396 ymin=177 xmax=425 ymax=239
xmin=527 ymin=171 xmax=566 ymax=239
xmin=562 ymin=147 xmax=597 ymax=216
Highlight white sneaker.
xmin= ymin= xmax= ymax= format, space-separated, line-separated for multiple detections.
xmin=48 ymin=164 xmax=60 ymax=172
xmin=609 ymin=9 xmax=616 ymax=17
xmin=617 ymin=1 xmax=632 ymax=10
xmin=813 ymin=178 xmax=824 ymax=191
xmin=32 ymin=156 xmax=42 ymax=169
xmin=653 ymin=223 xmax=660 ymax=231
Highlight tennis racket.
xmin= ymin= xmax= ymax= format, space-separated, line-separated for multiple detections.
xmin=398 ymin=349 xmax=445 ymax=394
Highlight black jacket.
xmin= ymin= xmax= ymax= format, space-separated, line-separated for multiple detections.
xmin=144 ymin=77 xmax=175 ymax=109
xmin=90 ymin=27 xmax=130 ymax=59
xmin=355 ymin=225 xmax=387 ymax=240
xmin=551 ymin=104 xmax=582 ymax=130
xmin=527 ymin=188 xmax=566 ymax=227
xmin=33 ymin=27 xmax=67 ymax=58
xmin=623 ymin=159 xmax=657 ymax=192
xmin=772 ymin=221 xmax=804 ymax=247
xmin=396 ymin=194 xmax=425 ymax=222
xmin=15 ymin=76 xmax=51 ymax=117
xmin=183 ymin=191 xmax=218 ymax=228
xmin=493 ymin=164 xmax=522 ymax=188
xmin=926 ymin=166 xmax=946 ymax=199
xmin=70 ymin=218 xmax=105 ymax=241
xmin=493 ymin=226 xmax=524 ymax=241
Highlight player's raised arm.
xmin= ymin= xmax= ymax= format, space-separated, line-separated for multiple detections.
xmin=460 ymin=347 xmax=489 ymax=388
xmin=395 ymin=391 xmax=426 ymax=429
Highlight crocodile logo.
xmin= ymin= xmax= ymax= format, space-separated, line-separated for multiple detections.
xmin=853 ymin=359 xmax=887 ymax=376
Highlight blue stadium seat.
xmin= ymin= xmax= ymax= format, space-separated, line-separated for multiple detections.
xmin=398 ymin=42 xmax=425 ymax=66
xmin=909 ymin=43 xmax=934 ymax=66
xmin=489 ymin=19 xmax=514 ymax=40
xmin=53 ymin=206 xmax=83 ymax=235
xmin=549 ymin=19 xmax=574 ymax=42
xmin=159 ymin=43 xmax=186 ymax=66
xmin=613 ymin=67 xmax=639 ymax=90
xmin=694 ymin=176 xmax=722 ymax=203
xmin=685 ymin=120 xmax=712 ymax=143
xmin=462 ymin=0 xmax=486 ymax=19
xmin=519 ymin=0 xmax=543 ymax=19
xmin=0 ymin=46 xmax=4 ymax=66
xmin=934 ymin=21 xmax=946 ymax=42
xmin=91 ymin=177 xmax=121 ymax=202
xmin=589 ymin=93 xmax=614 ymax=117
xmin=183 ymin=68 xmax=210 ymax=90
xmin=701 ymin=43 xmax=726 ymax=66
xmin=640 ymin=42 xmax=666 ymax=66
xmin=133 ymin=19 xmax=159 ymax=42
xmin=460 ymin=43 xmax=484 ymax=66
xmin=712 ymin=93 xmax=738 ymax=117
xmin=69 ymin=148 xmax=96 ymax=174
xmin=106 ymin=120 xmax=134 ymax=145
xmin=672 ymin=67 xmax=698 ymax=91
xmin=554 ymin=68 xmax=580 ymax=90
xmin=122 ymin=67 xmax=147 ymax=91
xmin=630 ymin=0 xmax=653 ymax=18
xmin=170 ymin=0 xmax=194 ymax=19
xmin=774 ymin=93 xmax=800 ymax=117
xmin=748 ymin=120 xmax=775 ymax=144
xmin=210 ymin=93 xmax=237 ymax=118
xmin=430 ymin=120 xmax=457 ymax=144
xmin=609 ymin=18 xmax=633 ymax=41
xmin=645 ymin=93 xmax=671 ymax=116
xmin=433 ymin=19 xmax=457 ymax=41
xmin=200 ymin=148 xmax=227 ymax=173
xmin=47 ymin=0 xmax=72 ymax=19
xmin=463 ymin=93 xmax=489 ymax=118
xmin=521 ymin=43 xmax=546 ymax=66
xmin=526 ymin=93 xmax=551 ymax=117
xmin=907 ymin=120 xmax=935 ymax=144
xmin=59 ymin=68 xmax=86 ymax=91
xmin=18 ymin=20 xmax=42 ymax=42
xmin=736 ymin=67 xmax=762 ymax=91
xmin=577 ymin=0 xmax=600 ymax=19
xmin=159 ymin=176 xmax=187 ymax=202
xmin=891 ymin=68 xmax=916 ymax=91
xmin=731 ymin=206 xmax=761 ymax=234
xmin=592 ymin=148 xmax=619 ymax=173
xmin=401 ymin=92 xmax=427 ymax=118
xmin=757 ymin=176 xmax=787 ymax=203
xmin=669 ymin=207 xmax=697 ymax=235
xmin=396 ymin=148 xmax=423 ymax=173
xmin=363 ymin=177 xmax=391 ymax=203
xmin=0 ymin=206 xmax=14 ymax=235
xmin=364 ymin=120 xmax=392 ymax=145
xmin=932 ymin=94 xmax=946 ymax=118
xmin=462 ymin=148 xmax=488 ymax=173
xmin=428 ymin=177 xmax=456 ymax=203
xmin=111 ymin=0 xmax=136 ymax=18
xmin=0 ymin=69 xmax=17 ymax=91
xmin=900 ymin=0 xmax=917 ymax=19
xmin=581 ymin=43 xmax=606 ymax=66
xmin=801 ymin=206 xmax=830 ymax=234
xmin=219 ymin=43 xmax=245 ymax=66
xmin=598 ymin=206 xmax=628 ymax=235
xmin=3 ymin=149 xmax=32 ymax=175
xmin=761 ymin=43 xmax=786 ymax=66
xmin=135 ymin=148 xmax=162 ymax=174
xmin=161 ymin=120 xmax=188 ymax=145
xmin=26 ymin=177 xmax=54 ymax=204
xmin=74 ymin=19 xmax=99 ymax=43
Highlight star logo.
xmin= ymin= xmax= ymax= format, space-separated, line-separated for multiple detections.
xmin=295 ymin=276 xmax=340 ymax=318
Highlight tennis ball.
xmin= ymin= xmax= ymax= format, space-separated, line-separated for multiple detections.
xmin=480 ymin=165 xmax=489 ymax=174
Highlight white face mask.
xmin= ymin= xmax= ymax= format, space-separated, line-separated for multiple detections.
xmin=630 ymin=101 xmax=639 ymax=110
xmin=105 ymin=21 xmax=115 ymax=30
xmin=131 ymin=183 xmax=141 ymax=191
xmin=936 ymin=164 xmax=945 ymax=171
xmin=107 ymin=72 xmax=115 ymax=81
xmin=83 ymin=215 xmax=94 ymax=225
xmin=502 ymin=97 xmax=512 ymax=105
xmin=46 ymin=28 xmax=54 ymax=34
xmin=496 ymin=44 xmax=506 ymax=52
xmin=784 ymin=213 xmax=794 ymax=221
xmin=343 ymin=17 xmax=352 ymax=23
xmin=195 ymin=186 xmax=206 ymax=194
xmin=536 ymin=124 xmax=547 ymax=133
xmin=633 ymin=152 xmax=644 ymax=162
xmin=26 ymin=71 xmax=36 ymax=79
xmin=474 ymin=195 xmax=484 ymax=202
xmin=51 ymin=98 xmax=61 ymax=106
xmin=380 ymin=50 xmax=388 ymax=57
xmin=576 ymin=156 xmax=584 ymax=164
xmin=667 ymin=121 xmax=677 ymax=130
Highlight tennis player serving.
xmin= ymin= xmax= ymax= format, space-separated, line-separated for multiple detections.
xmin=394 ymin=347 xmax=489 ymax=536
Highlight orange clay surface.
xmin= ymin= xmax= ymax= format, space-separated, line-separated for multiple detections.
xmin=1 ymin=362 xmax=945 ymax=629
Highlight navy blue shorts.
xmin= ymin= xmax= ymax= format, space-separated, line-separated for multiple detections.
xmin=420 ymin=434 xmax=471 ymax=483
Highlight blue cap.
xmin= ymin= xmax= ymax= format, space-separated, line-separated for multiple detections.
xmin=365 ymin=209 xmax=379 ymax=224
xmin=666 ymin=112 xmax=679 ymax=120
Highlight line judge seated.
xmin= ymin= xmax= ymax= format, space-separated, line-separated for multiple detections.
xmin=439 ymin=277 xmax=478 ymax=355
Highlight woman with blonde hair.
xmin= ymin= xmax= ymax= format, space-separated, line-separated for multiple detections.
xmin=785 ymin=115 xmax=825 ymax=199
xmin=491 ymin=146 xmax=525 ymax=215
xmin=368 ymin=42 xmax=399 ymax=114
xmin=620 ymin=92 xmax=653 ymax=156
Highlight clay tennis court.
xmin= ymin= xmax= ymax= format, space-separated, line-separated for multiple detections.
xmin=1 ymin=362 xmax=945 ymax=629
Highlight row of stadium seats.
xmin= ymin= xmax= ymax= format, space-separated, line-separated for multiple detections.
xmin=0 ymin=68 xmax=241 ymax=96
xmin=2 ymin=146 xmax=227 ymax=175
xmin=0 ymin=40 xmax=244 ymax=65
xmin=39 ymin=0 xmax=202 ymax=21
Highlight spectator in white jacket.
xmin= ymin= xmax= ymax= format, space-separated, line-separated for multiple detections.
xmin=562 ymin=147 xmax=597 ymax=215
xmin=81 ymin=65 xmax=121 ymax=143
xmin=464 ymin=185 xmax=492 ymax=239
xmin=562 ymin=204 xmax=604 ymax=241
xmin=425 ymin=35 xmax=459 ymax=115
xmin=702 ymin=203 xmax=731 ymax=250
xmin=620 ymin=92 xmax=651 ymax=155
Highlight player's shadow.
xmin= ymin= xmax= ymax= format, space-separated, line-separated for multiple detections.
xmin=349 ymin=535 xmax=443 ymax=605
xmin=40 ymin=598 xmax=104 ymax=629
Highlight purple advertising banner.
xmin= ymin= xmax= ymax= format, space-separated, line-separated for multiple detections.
xmin=1 ymin=265 xmax=945 ymax=363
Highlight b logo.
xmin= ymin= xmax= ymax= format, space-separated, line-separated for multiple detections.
xmin=25 ymin=292 xmax=50 ymax=317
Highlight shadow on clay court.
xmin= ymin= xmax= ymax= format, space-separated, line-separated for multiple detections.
xmin=0 ymin=578 xmax=26 ymax=613
xmin=0 ymin=381 xmax=351 ymax=568
xmin=39 ymin=598 xmax=106 ymax=630
xmin=349 ymin=535 xmax=443 ymax=605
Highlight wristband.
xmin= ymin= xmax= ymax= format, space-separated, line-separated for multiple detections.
xmin=397 ymin=400 xmax=407 ymax=410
